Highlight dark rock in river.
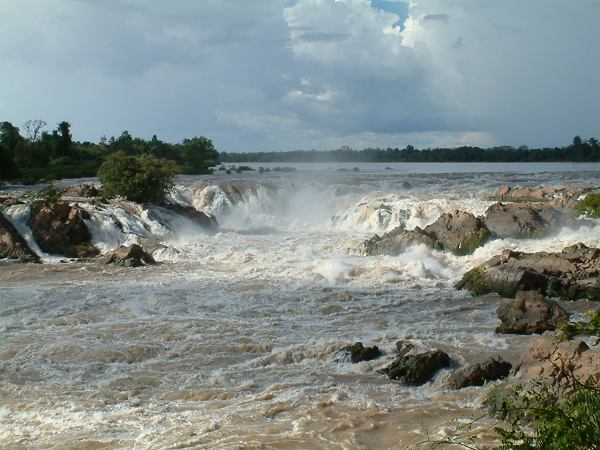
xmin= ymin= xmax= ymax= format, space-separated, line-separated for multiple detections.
xmin=384 ymin=350 xmax=451 ymax=385
xmin=448 ymin=357 xmax=512 ymax=389
xmin=360 ymin=210 xmax=489 ymax=256
xmin=0 ymin=195 xmax=23 ymax=207
xmin=496 ymin=291 xmax=569 ymax=334
xmin=0 ymin=212 xmax=40 ymax=263
xmin=101 ymin=244 xmax=156 ymax=267
xmin=28 ymin=201 xmax=99 ymax=258
xmin=162 ymin=202 xmax=218 ymax=231
xmin=338 ymin=342 xmax=382 ymax=363
xmin=423 ymin=210 xmax=490 ymax=256
xmin=455 ymin=243 xmax=600 ymax=301
xmin=483 ymin=202 xmax=567 ymax=239
xmin=62 ymin=184 xmax=100 ymax=198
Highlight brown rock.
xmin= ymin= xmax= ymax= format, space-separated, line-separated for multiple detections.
xmin=496 ymin=291 xmax=570 ymax=334
xmin=101 ymin=244 xmax=156 ymax=267
xmin=0 ymin=212 xmax=40 ymax=263
xmin=448 ymin=357 xmax=512 ymax=389
xmin=338 ymin=342 xmax=382 ymax=363
xmin=27 ymin=201 xmax=99 ymax=258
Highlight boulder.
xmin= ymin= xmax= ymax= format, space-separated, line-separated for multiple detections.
xmin=455 ymin=243 xmax=600 ymax=300
xmin=27 ymin=202 xmax=99 ymax=258
xmin=496 ymin=291 xmax=570 ymax=334
xmin=422 ymin=211 xmax=490 ymax=255
xmin=489 ymin=185 xmax=556 ymax=202
xmin=483 ymin=202 xmax=566 ymax=239
xmin=0 ymin=195 xmax=23 ymax=207
xmin=448 ymin=357 xmax=512 ymax=389
xmin=338 ymin=342 xmax=382 ymax=363
xmin=0 ymin=212 xmax=40 ymax=263
xmin=383 ymin=350 xmax=451 ymax=385
xmin=162 ymin=202 xmax=218 ymax=231
xmin=359 ymin=227 xmax=439 ymax=256
xmin=101 ymin=244 xmax=156 ymax=267
xmin=514 ymin=336 xmax=600 ymax=385
xmin=62 ymin=184 xmax=99 ymax=198
xmin=360 ymin=210 xmax=489 ymax=256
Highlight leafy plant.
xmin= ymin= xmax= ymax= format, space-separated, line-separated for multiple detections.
xmin=576 ymin=193 xmax=600 ymax=218
xmin=22 ymin=184 xmax=61 ymax=210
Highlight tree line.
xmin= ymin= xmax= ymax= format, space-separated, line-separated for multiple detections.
xmin=220 ymin=137 xmax=600 ymax=163
xmin=0 ymin=120 xmax=218 ymax=183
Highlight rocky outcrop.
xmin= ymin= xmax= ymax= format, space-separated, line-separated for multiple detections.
xmin=162 ymin=202 xmax=218 ymax=231
xmin=0 ymin=212 xmax=40 ymax=263
xmin=62 ymin=184 xmax=100 ymax=198
xmin=483 ymin=202 xmax=569 ymax=239
xmin=360 ymin=211 xmax=488 ymax=256
xmin=455 ymin=243 xmax=600 ymax=300
xmin=338 ymin=342 xmax=382 ymax=363
xmin=101 ymin=244 xmax=156 ymax=267
xmin=489 ymin=185 xmax=558 ymax=202
xmin=513 ymin=336 xmax=600 ymax=385
xmin=28 ymin=202 xmax=99 ymax=258
xmin=383 ymin=350 xmax=451 ymax=385
xmin=0 ymin=195 xmax=23 ymax=207
xmin=496 ymin=291 xmax=570 ymax=334
xmin=448 ymin=357 xmax=512 ymax=389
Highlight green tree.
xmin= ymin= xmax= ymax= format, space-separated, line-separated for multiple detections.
xmin=97 ymin=151 xmax=178 ymax=204
xmin=179 ymin=136 xmax=218 ymax=174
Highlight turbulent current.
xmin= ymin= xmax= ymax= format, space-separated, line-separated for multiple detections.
xmin=2 ymin=163 xmax=600 ymax=449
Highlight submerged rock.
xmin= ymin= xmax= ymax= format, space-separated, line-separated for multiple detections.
xmin=448 ymin=357 xmax=512 ymax=389
xmin=28 ymin=201 xmax=99 ymax=258
xmin=338 ymin=342 xmax=382 ymax=363
xmin=0 ymin=212 xmax=40 ymax=263
xmin=101 ymin=244 xmax=156 ymax=267
xmin=360 ymin=210 xmax=489 ymax=256
xmin=383 ymin=350 xmax=451 ymax=385
xmin=496 ymin=291 xmax=570 ymax=334
xmin=455 ymin=243 xmax=600 ymax=301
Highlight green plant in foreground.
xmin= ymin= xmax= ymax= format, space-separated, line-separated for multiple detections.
xmin=576 ymin=193 xmax=600 ymax=218
xmin=558 ymin=311 xmax=600 ymax=344
xmin=22 ymin=184 xmax=61 ymax=210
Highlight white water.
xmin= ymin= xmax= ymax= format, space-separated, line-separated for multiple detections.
xmin=1 ymin=166 xmax=600 ymax=448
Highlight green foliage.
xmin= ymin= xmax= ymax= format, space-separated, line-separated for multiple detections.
xmin=97 ymin=152 xmax=178 ymax=204
xmin=489 ymin=378 xmax=600 ymax=450
xmin=22 ymin=184 xmax=61 ymax=210
xmin=576 ymin=193 xmax=600 ymax=218
xmin=559 ymin=311 xmax=600 ymax=344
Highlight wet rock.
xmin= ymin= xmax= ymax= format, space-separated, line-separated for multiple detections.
xmin=483 ymin=202 xmax=566 ymax=239
xmin=162 ymin=202 xmax=218 ymax=231
xmin=360 ymin=210 xmax=489 ymax=256
xmin=489 ymin=185 xmax=557 ymax=202
xmin=62 ymin=184 xmax=99 ymax=198
xmin=422 ymin=210 xmax=490 ymax=255
xmin=28 ymin=201 xmax=99 ymax=258
xmin=514 ymin=336 xmax=600 ymax=385
xmin=0 ymin=195 xmax=23 ymax=207
xmin=101 ymin=244 xmax=156 ymax=267
xmin=448 ymin=357 xmax=512 ymax=389
xmin=338 ymin=342 xmax=382 ymax=363
xmin=496 ymin=291 xmax=570 ymax=334
xmin=395 ymin=340 xmax=414 ymax=358
xmin=384 ymin=350 xmax=451 ymax=385
xmin=455 ymin=243 xmax=600 ymax=300
xmin=0 ymin=212 xmax=40 ymax=263
xmin=359 ymin=227 xmax=439 ymax=256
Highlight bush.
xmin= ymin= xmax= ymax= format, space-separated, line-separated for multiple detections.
xmin=576 ymin=193 xmax=600 ymax=218
xmin=22 ymin=184 xmax=61 ymax=210
xmin=97 ymin=152 xmax=178 ymax=204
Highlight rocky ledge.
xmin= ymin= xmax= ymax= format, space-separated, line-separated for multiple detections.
xmin=0 ymin=212 xmax=40 ymax=263
xmin=456 ymin=243 xmax=600 ymax=301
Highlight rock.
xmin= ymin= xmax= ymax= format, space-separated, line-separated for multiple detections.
xmin=514 ymin=336 xmax=600 ymax=385
xmin=0 ymin=195 xmax=23 ymax=207
xmin=383 ymin=350 xmax=451 ymax=385
xmin=395 ymin=340 xmax=414 ymax=358
xmin=360 ymin=210 xmax=489 ymax=256
xmin=62 ymin=184 xmax=99 ymax=198
xmin=338 ymin=342 xmax=382 ymax=363
xmin=162 ymin=202 xmax=218 ymax=231
xmin=0 ymin=212 xmax=40 ymax=263
xmin=28 ymin=201 xmax=99 ymax=258
xmin=101 ymin=244 xmax=156 ymax=267
xmin=422 ymin=210 xmax=490 ymax=255
xmin=359 ymin=227 xmax=440 ymax=256
xmin=455 ymin=243 xmax=600 ymax=300
xmin=448 ymin=357 xmax=512 ymax=389
xmin=489 ymin=185 xmax=556 ymax=202
xmin=496 ymin=291 xmax=570 ymax=334
xmin=484 ymin=202 xmax=566 ymax=239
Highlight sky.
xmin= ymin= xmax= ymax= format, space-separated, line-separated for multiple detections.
xmin=1 ymin=0 xmax=599 ymax=151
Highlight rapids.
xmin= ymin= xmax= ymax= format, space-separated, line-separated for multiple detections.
xmin=1 ymin=163 xmax=600 ymax=449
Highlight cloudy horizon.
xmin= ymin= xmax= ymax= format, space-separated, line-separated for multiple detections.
xmin=1 ymin=0 xmax=599 ymax=151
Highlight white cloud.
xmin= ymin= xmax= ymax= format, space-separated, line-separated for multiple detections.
xmin=0 ymin=0 xmax=598 ymax=150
